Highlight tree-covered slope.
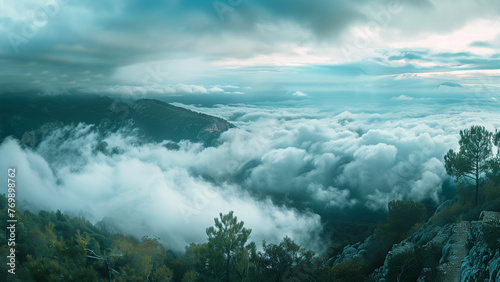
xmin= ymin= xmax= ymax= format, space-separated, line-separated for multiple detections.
xmin=0 ymin=94 xmax=234 ymax=147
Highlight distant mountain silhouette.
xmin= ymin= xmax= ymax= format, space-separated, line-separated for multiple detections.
xmin=0 ymin=94 xmax=234 ymax=147
xmin=437 ymin=82 xmax=463 ymax=88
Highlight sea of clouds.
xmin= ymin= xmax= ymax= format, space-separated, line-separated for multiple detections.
xmin=1 ymin=99 xmax=499 ymax=252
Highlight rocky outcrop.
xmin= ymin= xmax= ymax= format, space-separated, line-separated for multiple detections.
xmin=436 ymin=221 xmax=470 ymax=282
xmin=332 ymin=235 xmax=373 ymax=265
xmin=461 ymin=213 xmax=500 ymax=281
xmin=368 ymin=223 xmax=452 ymax=281
xmin=331 ymin=212 xmax=500 ymax=281
xmin=480 ymin=211 xmax=500 ymax=225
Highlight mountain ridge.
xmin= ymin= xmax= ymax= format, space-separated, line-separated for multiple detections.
xmin=0 ymin=94 xmax=234 ymax=147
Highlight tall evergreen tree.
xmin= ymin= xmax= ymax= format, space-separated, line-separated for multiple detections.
xmin=444 ymin=125 xmax=496 ymax=207
xmin=206 ymin=211 xmax=251 ymax=281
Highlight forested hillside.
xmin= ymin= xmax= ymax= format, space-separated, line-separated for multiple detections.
xmin=0 ymin=195 xmax=331 ymax=281
xmin=0 ymin=95 xmax=233 ymax=147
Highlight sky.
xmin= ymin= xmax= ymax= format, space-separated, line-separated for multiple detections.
xmin=0 ymin=0 xmax=499 ymax=98
xmin=1 ymin=0 xmax=500 ymax=252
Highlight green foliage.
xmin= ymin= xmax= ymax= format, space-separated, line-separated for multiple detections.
xmin=361 ymin=200 xmax=428 ymax=274
xmin=444 ymin=125 xmax=499 ymax=207
xmin=25 ymin=226 xmax=105 ymax=282
xmin=389 ymin=200 xmax=426 ymax=225
xmin=483 ymin=182 xmax=500 ymax=202
xmin=460 ymin=205 xmax=484 ymax=222
xmin=483 ymin=197 xmax=500 ymax=213
xmin=482 ymin=225 xmax=500 ymax=249
xmin=406 ymin=222 xmax=423 ymax=238
xmin=385 ymin=249 xmax=424 ymax=282
xmin=104 ymin=235 xmax=169 ymax=281
xmin=0 ymin=196 xmax=329 ymax=282
xmin=379 ymin=200 xmax=427 ymax=242
xmin=324 ymin=220 xmax=377 ymax=258
xmin=261 ymin=237 xmax=300 ymax=279
xmin=431 ymin=202 xmax=470 ymax=224
xmin=259 ymin=236 xmax=319 ymax=281
xmin=181 ymin=270 xmax=198 ymax=282
xmin=245 ymin=241 xmax=260 ymax=281
xmin=0 ymin=193 xmax=176 ymax=281
xmin=153 ymin=265 xmax=173 ymax=281
xmin=206 ymin=211 xmax=252 ymax=281
xmin=384 ymin=245 xmax=441 ymax=282
xmin=364 ymin=234 xmax=394 ymax=274
xmin=457 ymin=184 xmax=475 ymax=205
xmin=432 ymin=181 xmax=500 ymax=223
xmin=330 ymin=259 xmax=366 ymax=282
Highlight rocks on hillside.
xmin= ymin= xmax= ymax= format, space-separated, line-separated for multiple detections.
xmin=332 ymin=235 xmax=373 ymax=265
xmin=368 ymin=223 xmax=453 ymax=281
xmin=330 ymin=212 xmax=500 ymax=282
xmin=461 ymin=212 xmax=500 ymax=281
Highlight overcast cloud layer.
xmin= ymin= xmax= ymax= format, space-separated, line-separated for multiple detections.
xmin=0 ymin=0 xmax=499 ymax=97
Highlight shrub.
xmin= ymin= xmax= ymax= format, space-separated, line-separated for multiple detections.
xmin=482 ymin=225 xmax=500 ymax=249
xmin=181 ymin=270 xmax=198 ymax=282
xmin=379 ymin=200 xmax=427 ymax=242
xmin=483 ymin=182 xmax=500 ymax=203
xmin=461 ymin=205 xmax=483 ymax=222
xmin=385 ymin=249 xmax=424 ymax=282
xmin=483 ymin=197 xmax=500 ymax=212
xmin=406 ymin=222 xmax=423 ymax=238
xmin=457 ymin=185 xmax=474 ymax=205
xmin=331 ymin=259 xmax=366 ymax=282
xmin=431 ymin=202 xmax=469 ymax=224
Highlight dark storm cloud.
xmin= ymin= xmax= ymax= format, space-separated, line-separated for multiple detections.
xmin=0 ymin=0 xmax=364 ymax=93
xmin=1 ymin=0 xmax=366 ymax=57
xmin=243 ymin=0 xmax=366 ymax=39
xmin=1 ymin=0 xmax=499 ymax=94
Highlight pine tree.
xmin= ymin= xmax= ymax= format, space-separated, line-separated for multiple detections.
xmin=444 ymin=125 xmax=496 ymax=207
xmin=206 ymin=211 xmax=251 ymax=281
